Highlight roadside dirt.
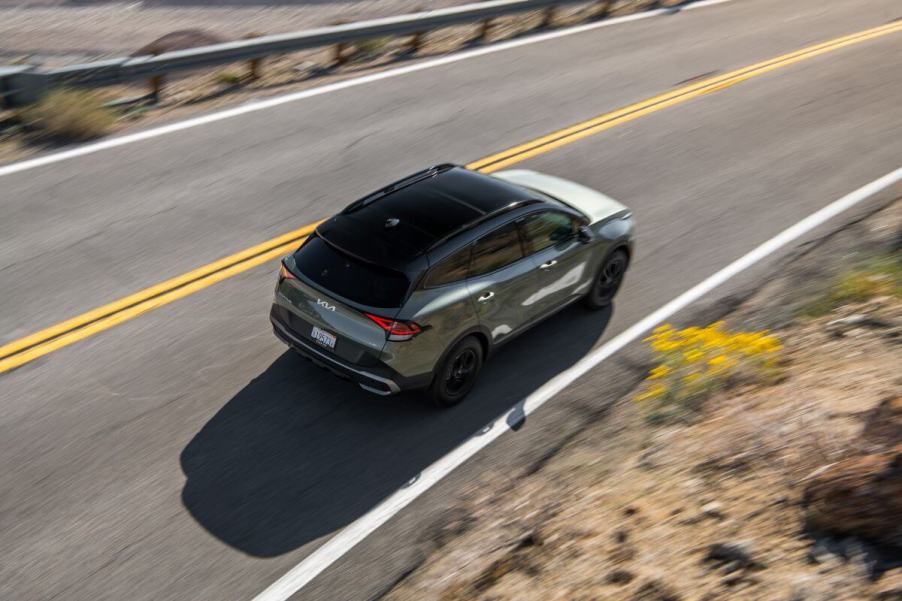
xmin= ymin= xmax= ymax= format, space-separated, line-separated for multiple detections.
xmin=378 ymin=200 xmax=902 ymax=601
xmin=0 ymin=1 xmax=669 ymax=165
xmin=0 ymin=0 xmax=475 ymax=66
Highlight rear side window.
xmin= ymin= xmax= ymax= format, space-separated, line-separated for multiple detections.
xmin=521 ymin=211 xmax=577 ymax=254
xmin=423 ymin=246 xmax=471 ymax=288
xmin=469 ymin=222 xmax=524 ymax=277
xmin=293 ymin=236 xmax=410 ymax=307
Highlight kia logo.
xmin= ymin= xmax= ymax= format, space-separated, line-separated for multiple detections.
xmin=316 ymin=299 xmax=336 ymax=311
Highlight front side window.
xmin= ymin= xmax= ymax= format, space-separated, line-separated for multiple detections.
xmin=469 ymin=222 xmax=524 ymax=277
xmin=422 ymin=246 xmax=471 ymax=288
xmin=520 ymin=211 xmax=577 ymax=254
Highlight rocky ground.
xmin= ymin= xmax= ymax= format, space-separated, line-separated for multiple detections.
xmin=378 ymin=200 xmax=902 ymax=601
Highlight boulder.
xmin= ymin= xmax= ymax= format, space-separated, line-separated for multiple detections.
xmin=803 ymin=445 xmax=902 ymax=548
xmin=860 ymin=397 xmax=902 ymax=450
xmin=134 ymin=30 xmax=224 ymax=57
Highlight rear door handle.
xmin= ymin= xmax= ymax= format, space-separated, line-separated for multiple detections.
xmin=539 ymin=260 xmax=558 ymax=270
xmin=478 ymin=291 xmax=495 ymax=302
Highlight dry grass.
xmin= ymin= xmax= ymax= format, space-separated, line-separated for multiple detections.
xmin=800 ymin=253 xmax=902 ymax=317
xmin=353 ymin=36 xmax=394 ymax=60
xmin=213 ymin=70 xmax=246 ymax=86
xmin=19 ymin=88 xmax=116 ymax=141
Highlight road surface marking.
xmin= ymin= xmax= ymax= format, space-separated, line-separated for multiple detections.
xmin=1 ymin=19 xmax=899 ymax=374
xmin=470 ymin=20 xmax=902 ymax=172
xmin=0 ymin=0 xmax=730 ymax=179
xmin=250 ymin=169 xmax=902 ymax=601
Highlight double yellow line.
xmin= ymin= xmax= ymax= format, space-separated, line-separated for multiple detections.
xmin=1 ymin=20 xmax=899 ymax=374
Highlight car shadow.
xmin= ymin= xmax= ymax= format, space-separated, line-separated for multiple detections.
xmin=180 ymin=303 xmax=612 ymax=557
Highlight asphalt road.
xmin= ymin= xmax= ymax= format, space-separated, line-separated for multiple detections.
xmin=1 ymin=0 xmax=901 ymax=599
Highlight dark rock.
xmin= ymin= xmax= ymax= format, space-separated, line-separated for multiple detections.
xmin=703 ymin=541 xmax=766 ymax=571
xmin=134 ymin=29 xmax=224 ymax=56
xmin=860 ymin=397 xmax=902 ymax=450
xmin=632 ymin=579 xmax=681 ymax=601
xmin=803 ymin=445 xmax=902 ymax=548
xmin=607 ymin=569 xmax=635 ymax=585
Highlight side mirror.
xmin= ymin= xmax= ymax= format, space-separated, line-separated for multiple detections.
xmin=577 ymin=225 xmax=593 ymax=244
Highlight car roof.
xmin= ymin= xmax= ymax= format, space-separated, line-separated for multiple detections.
xmin=315 ymin=165 xmax=543 ymax=271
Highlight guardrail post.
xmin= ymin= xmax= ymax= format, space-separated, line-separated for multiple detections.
xmin=244 ymin=32 xmax=264 ymax=80
xmin=333 ymin=42 xmax=349 ymax=67
xmin=149 ymin=74 xmax=164 ymax=103
xmin=406 ymin=31 xmax=426 ymax=55
xmin=541 ymin=6 xmax=558 ymax=28
xmin=594 ymin=0 xmax=614 ymax=18
xmin=145 ymin=48 xmax=165 ymax=103
xmin=476 ymin=17 xmax=493 ymax=42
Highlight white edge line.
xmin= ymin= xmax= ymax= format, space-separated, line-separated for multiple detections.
xmin=250 ymin=168 xmax=902 ymax=601
xmin=0 ymin=0 xmax=732 ymax=179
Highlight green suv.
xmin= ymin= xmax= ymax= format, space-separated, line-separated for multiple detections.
xmin=270 ymin=164 xmax=633 ymax=406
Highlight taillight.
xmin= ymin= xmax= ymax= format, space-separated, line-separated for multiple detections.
xmin=278 ymin=263 xmax=297 ymax=284
xmin=364 ymin=313 xmax=424 ymax=342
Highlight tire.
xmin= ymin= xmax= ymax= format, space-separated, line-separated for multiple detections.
xmin=585 ymin=248 xmax=629 ymax=310
xmin=429 ymin=336 xmax=484 ymax=408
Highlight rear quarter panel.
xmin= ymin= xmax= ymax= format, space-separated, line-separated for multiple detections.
xmin=380 ymin=285 xmax=481 ymax=379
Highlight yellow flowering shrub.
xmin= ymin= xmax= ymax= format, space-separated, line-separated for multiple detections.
xmin=635 ymin=321 xmax=782 ymax=421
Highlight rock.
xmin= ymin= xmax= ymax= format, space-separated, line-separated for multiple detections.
xmin=827 ymin=314 xmax=894 ymax=338
xmin=723 ymin=573 xmax=759 ymax=589
xmin=874 ymin=568 xmax=902 ymax=600
xmin=703 ymin=541 xmax=765 ymax=571
xmin=632 ymin=578 xmax=681 ymax=601
xmin=607 ymin=569 xmax=635 ymax=585
xmin=807 ymin=536 xmax=843 ymax=566
xmin=860 ymin=397 xmax=902 ymax=450
xmin=701 ymin=502 xmax=725 ymax=520
xmin=609 ymin=542 xmax=637 ymax=564
xmin=803 ymin=445 xmax=902 ymax=548
xmin=134 ymin=29 xmax=224 ymax=56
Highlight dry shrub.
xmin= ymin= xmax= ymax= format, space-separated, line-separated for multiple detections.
xmin=354 ymin=36 xmax=392 ymax=59
xmin=21 ymin=89 xmax=116 ymax=141
xmin=800 ymin=253 xmax=902 ymax=317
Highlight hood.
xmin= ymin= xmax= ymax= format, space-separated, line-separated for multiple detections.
xmin=491 ymin=169 xmax=627 ymax=223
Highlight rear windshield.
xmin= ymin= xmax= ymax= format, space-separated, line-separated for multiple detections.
xmin=293 ymin=236 xmax=411 ymax=308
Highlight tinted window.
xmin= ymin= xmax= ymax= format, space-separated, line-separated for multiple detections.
xmin=521 ymin=211 xmax=577 ymax=254
xmin=423 ymin=246 xmax=471 ymax=288
xmin=293 ymin=236 xmax=411 ymax=307
xmin=469 ymin=222 xmax=524 ymax=277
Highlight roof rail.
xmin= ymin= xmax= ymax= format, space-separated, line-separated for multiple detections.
xmin=342 ymin=163 xmax=458 ymax=213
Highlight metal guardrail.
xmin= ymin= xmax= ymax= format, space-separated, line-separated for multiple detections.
xmin=0 ymin=0 xmax=632 ymax=107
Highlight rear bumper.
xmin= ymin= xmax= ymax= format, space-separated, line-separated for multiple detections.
xmin=270 ymin=309 xmax=407 ymax=395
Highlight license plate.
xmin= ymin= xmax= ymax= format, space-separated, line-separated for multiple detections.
xmin=310 ymin=325 xmax=337 ymax=349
